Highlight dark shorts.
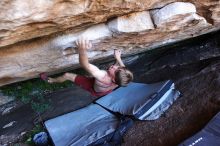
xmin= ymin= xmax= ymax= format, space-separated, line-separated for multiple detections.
xmin=74 ymin=75 xmax=112 ymax=98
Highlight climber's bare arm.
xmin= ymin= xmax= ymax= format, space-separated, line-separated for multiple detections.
xmin=114 ymin=49 xmax=125 ymax=67
xmin=76 ymin=38 xmax=106 ymax=80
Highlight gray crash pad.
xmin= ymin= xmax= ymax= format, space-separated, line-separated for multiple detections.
xmin=179 ymin=112 xmax=220 ymax=146
xmin=44 ymin=104 xmax=118 ymax=146
xmin=96 ymin=80 xmax=180 ymax=120
xmin=44 ymin=80 xmax=180 ymax=146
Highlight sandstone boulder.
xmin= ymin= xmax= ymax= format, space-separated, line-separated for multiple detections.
xmin=0 ymin=0 xmax=175 ymax=47
xmin=151 ymin=2 xmax=208 ymax=31
xmin=0 ymin=1 xmax=219 ymax=86
xmin=107 ymin=11 xmax=154 ymax=33
xmin=152 ymin=2 xmax=196 ymax=26
xmin=211 ymin=3 xmax=220 ymax=25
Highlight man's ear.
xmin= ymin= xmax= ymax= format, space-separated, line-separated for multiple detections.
xmin=112 ymin=78 xmax=116 ymax=84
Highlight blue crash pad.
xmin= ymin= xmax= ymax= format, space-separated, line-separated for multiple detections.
xmin=179 ymin=112 xmax=220 ymax=146
xmin=45 ymin=104 xmax=119 ymax=146
xmin=96 ymin=80 xmax=180 ymax=120
xmin=44 ymin=80 xmax=180 ymax=146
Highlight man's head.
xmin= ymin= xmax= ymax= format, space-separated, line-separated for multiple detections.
xmin=108 ymin=65 xmax=133 ymax=86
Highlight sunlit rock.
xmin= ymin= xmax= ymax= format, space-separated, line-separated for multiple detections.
xmin=152 ymin=2 xmax=196 ymax=27
xmin=0 ymin=0 xmax=175 ymax=47
xmin=210 ymin=3 xmax=220 ymax=25
xmin=52 ymin=23 xmax=112 ymax=54
xmin=80 ymin=24 xmax=112 ymax=40
xmin=0 ymin=29 xmax=114 ymax=86
xmin=0 ymin=0 xmax=219 ymax=87
xmin=107 ymin=11 xmax=154 ymax=33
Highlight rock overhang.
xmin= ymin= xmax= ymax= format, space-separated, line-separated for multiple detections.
xmin=0 ymin=1 xmax=220 ymax=86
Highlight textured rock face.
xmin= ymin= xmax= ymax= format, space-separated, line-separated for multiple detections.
xmin=108 ymin=11 xmax=154 ymax=33
xmin=0 ymin=0 xmax=175 ymax=47
xmin=152 ymin=2 xmax=196 ymax=27
xmin=151 ymin=2 xmax=208 ymax=31
xmin=0 ymin=0 xmax=220 ymax=86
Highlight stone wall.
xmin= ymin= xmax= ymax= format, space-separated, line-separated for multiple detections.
xmin=0 ymin=0 xmax=220 ymax=86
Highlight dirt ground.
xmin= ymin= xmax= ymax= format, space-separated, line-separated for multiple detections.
xmin=1 ymin=31 xmax=220 ymax=146
xmin=123 ymin=59 xmax=220 ymax=146
xmin=122 ymin=31 xmax=220 ymax=145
